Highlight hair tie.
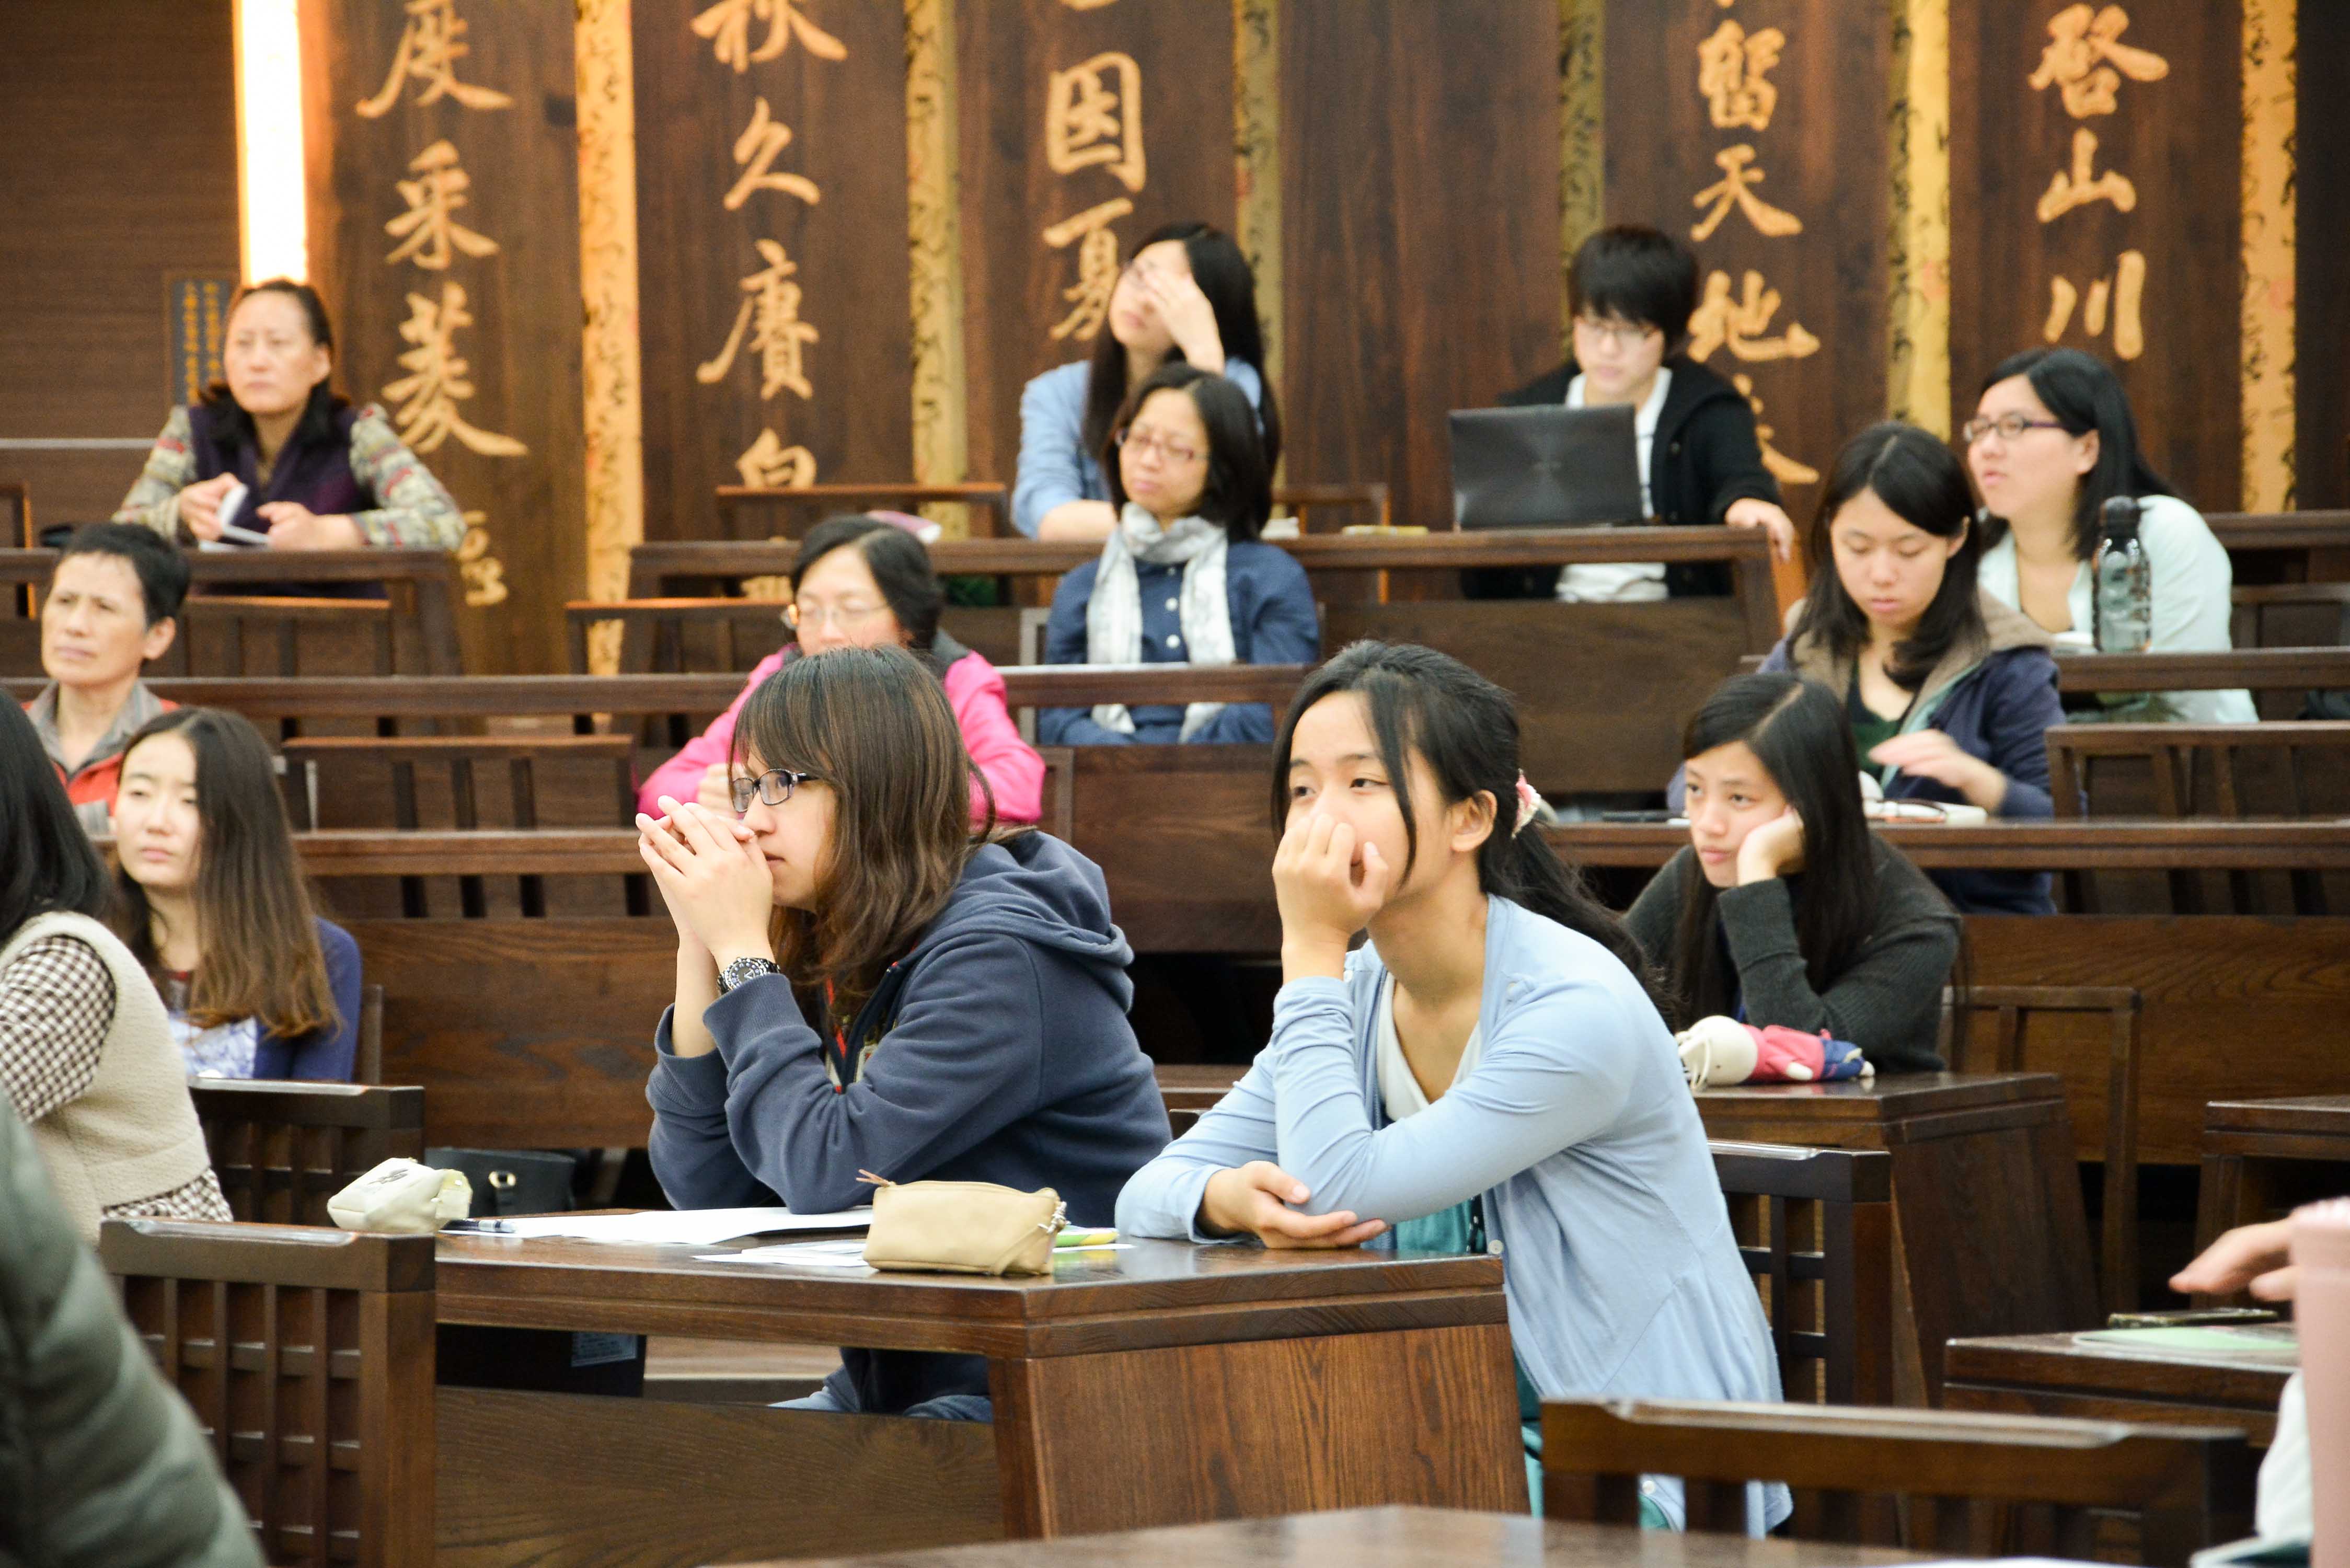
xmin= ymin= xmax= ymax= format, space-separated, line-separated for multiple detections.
xmin=1512 ymin=772 xmax=1547 ymax=838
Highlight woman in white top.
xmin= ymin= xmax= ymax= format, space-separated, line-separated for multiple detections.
xmin=1965 ymin=347 xmax=2254 ymax=724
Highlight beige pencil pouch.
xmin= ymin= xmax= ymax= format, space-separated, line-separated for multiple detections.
xmin=857 ymin=1172 xmax=1067 ymax=1276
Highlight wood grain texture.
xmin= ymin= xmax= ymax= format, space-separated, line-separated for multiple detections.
xmin=0 ymin=2 xmax=238 ymax=524
xmin=2297 ymin=6 xmax=2349 ymax=511
xmin=1278 ymin=1 xmax=1561 ymax=533
xmin=990 ymin=1325 xmax=1526 ymax=1537
xmin=1949 ymin=0 xmax=2243 ymax=512
xmin=301 ymin=0 xmax=587 ymax=674
xmin=1943 ymin=1330 xmax=2294 ymax=1450
xmin=955 ymin=0 xmax=1237 ymax=497
xmin=435 ymin=1388 xmax=1003 ymax=1567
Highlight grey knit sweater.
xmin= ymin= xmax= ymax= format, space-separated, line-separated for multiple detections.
xmin=1622 ymin=838 xmax=1963 ymax=1074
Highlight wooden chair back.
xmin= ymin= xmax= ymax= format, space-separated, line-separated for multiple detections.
xmin=1542 ymin=1398 xmax=2252 ymax=1565
xmin=1709 ymin=1143 xmax=1893 ymax=1404
xmin=281 ymin=733 xmax=642 ymax=917
xmin=2232 ymin=581 xmax=2350 ymax=648
xmin=355 ymin=982 xmax=385 ymax=1084
xmin=1274 ymin=481 xmax=1392 ymax=534
xmin=0 ymin=479 xmax=29 ymax=548
xmin=713 ymin=481 xmax=1011 ymax=539
xmin=1944 ymin=984 xmax=2145 ymax=1313
xmin=189 ymin=1080 xmax=425 ymax=1226
xmin=101 ymin=1219 xmax=436 ymax=1568
xmin=563 ymin=596 xmax=786 ymax=674
xmin=1035 ymin=745 xmax=1076 ymax=842
xmin=163 ymin=596 xmax=396 ymax=678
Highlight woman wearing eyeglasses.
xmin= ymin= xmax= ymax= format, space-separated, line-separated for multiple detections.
xmin=635 ymin=515 xmax=1044 ymax=824
xmin=1036 ymin=362 xmax=1319 ymax=747
xmin=1966 ymin=347 xmax=2254 ymax=724
xmin=639 ymin=644 xmax=1169 ymax=1419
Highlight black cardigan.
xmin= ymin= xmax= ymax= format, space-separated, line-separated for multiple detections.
xmin=1466 ymin=354 xmax=1783 ymax=599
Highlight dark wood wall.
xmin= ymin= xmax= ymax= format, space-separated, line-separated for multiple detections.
xmin=2301 ymin=4 xmax=2348 ymax=510
xmin=0 ymin=2 xmax=239 ymax=530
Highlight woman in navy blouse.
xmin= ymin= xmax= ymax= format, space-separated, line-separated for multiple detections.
xmin=1039 ymin=364 xmax=1318 ymax=746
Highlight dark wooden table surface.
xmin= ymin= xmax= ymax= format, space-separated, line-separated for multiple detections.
xmin=742 ymin=1508 xmax=1938 ymax=1568
xmin=1693 ymin=1073 xmax=2099 ymax=1406
xmin=430 ymin=1233 xmax=1522 ymax=1562
xmin=2197 ymin=1094 xmax=2350 ymax=1245
xmin=1943 ymin=1325 xmax=2296 ymax=1448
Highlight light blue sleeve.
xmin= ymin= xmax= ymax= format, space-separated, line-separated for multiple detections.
xmin=2137 ymin=497 xmax=2257 ymax=723
xmin=1012 ymin=364 xmax=1092 ymax=538
xmin=1114 ymin=1060 xmax=1282 ymax=1241
xmin=1263 ymin=974 xmax=1640 ymax=1223
xmin=1222 ymin=357 xmax=1264 ymax=412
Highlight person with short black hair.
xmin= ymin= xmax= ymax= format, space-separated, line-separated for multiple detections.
xmin=112 ymin=279 xmax=464 ymax=556
xmin=0 ymin=699 xmax=231 ymax=1244
xmin=1965 ymin=347 xmax=2253 ymax=723
xmin=24 ymin=522 xmax=190 ymax=833
xmin=1012 ymin=222 xmax=1281 ymax=542
xmin=634 ymin=514 xmax=1044 ymax=824
xmin=1038 ymin=363 xmax=1318 ymax=745
xmin=1473 ymin=225 xmax=1794 ymax=601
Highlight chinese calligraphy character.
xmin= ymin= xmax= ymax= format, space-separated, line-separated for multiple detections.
xmin=1687 ymin=270 xmax=1821 ymax=363
xmin=383 ymin=140 xmax=500 ymax=271
xmin=2028 ymin=4 xmax=2169 ymax=118
xmin=1042 ymin=197 xmax=1133 ymax=342
xmin=1689 ymin=145 xmax=1803 ymax=242
xmin=735 ymin=430 xmax=818 ymax=489
xmin=1731 ymin=374 xmax=1818 ymax=487
xmin=2043 ymin=250 xmax=2147 ymax=360
xmin=456 ymin=511 xmax=507 ymax=607
xmin=723 ymin=98 xmax=821 ymax=211
xmin=2035 ymin=127 xmax=2136 ymax=223
xmin=356 ymin=0 xmax=513 ymax=118
xmin=1697 ymin=21 xmax=1785 ymax=132
xmin=690 ymin=0 xmax=845 ymax=74
xmin=382 ymin=283 xmax=528 ymax=457
xmin=698 ymin=239 xmax=819 ymax=401
xmin=1046 ymin=53 xmax=1146 ymax=194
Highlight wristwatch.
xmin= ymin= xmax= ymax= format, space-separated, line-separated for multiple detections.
xmin=719 ymin=955 xmax=782 ymax=993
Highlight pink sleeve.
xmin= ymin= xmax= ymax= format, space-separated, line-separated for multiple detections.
xmin=635 ymin=652 xmax=787 ymax=816
xmin=944 ymin=653 xmax=1045 ymax=825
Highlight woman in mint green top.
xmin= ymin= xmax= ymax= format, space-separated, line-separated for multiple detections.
xmin=1115 ymin=641 xmax=1788 ymax=1531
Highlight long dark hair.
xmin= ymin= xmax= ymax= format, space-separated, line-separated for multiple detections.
xmin=199 ymin=279 xmax=348 ymax=450
xmin=1976 ymin=347 xmax=2174 ymax=561
xmin=0 ymin=699 xmax=116 ymax=941
xmin=1667 ymin=674 xmax=1877 ymax=1025
xmin=110 ymin=708 xmax=338 ymax=1038
xmin=734 ymin=644 xmax=995 ymax=1011
xmin=1080 ymin=222 xmax=1282 ymax=472
xmin=1790 ymin=421 xmax=1986 ymax=691
xmin=1270 ymin=640 xmax=1668 ymax=1014
xmin=789 ymin=515 xmax=948 ymax=667
xmin=1104 ymin=363 xmax=1273 ymax=541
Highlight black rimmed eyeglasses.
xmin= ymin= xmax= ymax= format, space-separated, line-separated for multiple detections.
xmin=731 ymin=766 xmax=823 ymax=814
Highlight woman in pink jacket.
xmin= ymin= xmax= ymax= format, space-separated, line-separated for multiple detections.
xmin=637 ymin=516 xmax=1044 ymax=826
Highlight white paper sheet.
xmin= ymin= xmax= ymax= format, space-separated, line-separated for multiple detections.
xmin=701 ymin=1239 xmax=876 ymax=1269
xmin=500 ymin=1206 xmax=871 ymax=1245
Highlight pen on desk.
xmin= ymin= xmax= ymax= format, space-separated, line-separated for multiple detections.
xmin=442 ymin=1217 xmax=515 ymax=1234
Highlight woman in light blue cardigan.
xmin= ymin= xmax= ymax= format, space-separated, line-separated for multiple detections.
xmin=1116 ymin=641 xmax=1788 ymax=1531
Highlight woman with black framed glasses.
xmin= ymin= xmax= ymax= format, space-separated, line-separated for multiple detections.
xmin=637 ymin=644 xmax=1169 ymax=1421
xmin=1036 ymin=362 xmax=1318 ymax=746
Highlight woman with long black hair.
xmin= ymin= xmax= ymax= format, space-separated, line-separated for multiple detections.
xmin=1119 ymin=640 xmax=1785 ymax=1531
xmin=1629 ymin=673 xmax=1962 ymax=1074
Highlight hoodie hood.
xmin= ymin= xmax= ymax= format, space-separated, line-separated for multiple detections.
xmin=914 ymin=830 xmax=1133 ymax=972
xmin=1787 ymin=587 xmax=2054 ymax=717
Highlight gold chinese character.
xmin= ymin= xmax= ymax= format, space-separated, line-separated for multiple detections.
xmin=2043 ymin=249 xmax=2147 ymax=360
xmin=382 ymin=283 xmax=528 ymax=457
xmin=690 ymin=0 xmax=845 ymax=74
xmin=356 ymin=0 xmax=513 ymax=118
xmin=2028 ymin=4 xmax=2169 ymax=118
xmin=722 ymin=98 xmax=821 ymax=212
xmin=1687 ymin=269 xmax=1821 ymax=363
xmin=698 ymin=239 xmax=819 ymax=401
xmin=1689 ymin=144 xmax=1803 ymax=242
xmin=1046 ymin=53 xmax=1146 ymax=194
xmin=736 ymin=430 xmax=817 ymax=489
xmin=1731 ymin=374 xmax=1818 ymax=487
xmin=2035 ymin=127 xmax=2137 ymax=223
xmin=1697 ymin=21 xmax=1785 ymax=132
xmin=456 ymin=510 xmax=507 ymax=607
xmin=1042 ymin=197 xmax=1133 ymax=342
xmin=383 ymin=140 xmax=500 ymax=271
